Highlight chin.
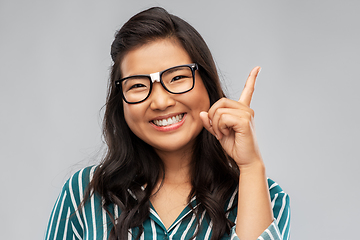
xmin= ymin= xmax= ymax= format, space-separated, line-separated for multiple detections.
xmin=151 ymin=138 xmax=197 ymax=154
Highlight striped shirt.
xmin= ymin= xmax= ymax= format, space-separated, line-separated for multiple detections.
xmin=45 ymin=166 xmax=290 ymax=240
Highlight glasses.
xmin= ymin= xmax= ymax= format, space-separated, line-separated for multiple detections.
xmin=115 ymin=63 xmax=198 ymax=104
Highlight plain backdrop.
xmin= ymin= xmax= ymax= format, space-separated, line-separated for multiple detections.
xmin=1 ymin=0 xmax=359 ymax=239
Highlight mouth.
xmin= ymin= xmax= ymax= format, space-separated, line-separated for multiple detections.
xmin=151 ymin=113 xmax=185 ymax=127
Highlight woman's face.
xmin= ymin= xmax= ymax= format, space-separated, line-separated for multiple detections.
xmin=121 ymin=38 xmax=210 ymax=155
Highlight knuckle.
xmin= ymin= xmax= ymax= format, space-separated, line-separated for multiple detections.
xmin=219 ymin=114 xmax=229 ymax=123
xmin=245 ymin=111 xmax=253 ymax=120
xmin=248 ymin=108 xmax=255 ymax=117
xmin=239 ymin=118 xmax=251 ymax=127
xmin=247 ymin=87 xmax=254 ymax=95
xmin=216 ymin=108 xmax=226 ymax=115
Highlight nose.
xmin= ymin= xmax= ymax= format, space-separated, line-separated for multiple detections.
xmin=149 ymin=82 xmax=176 ymax=110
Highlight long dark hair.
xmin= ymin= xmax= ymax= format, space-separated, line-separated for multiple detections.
xmin=86 ymin=7 xmax=240 ymax=240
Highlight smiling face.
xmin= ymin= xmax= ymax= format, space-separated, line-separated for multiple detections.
xmin=121 ymin=38 xmax=210 ymax=156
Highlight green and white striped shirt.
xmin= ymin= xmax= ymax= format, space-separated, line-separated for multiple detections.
xmin=45 ymin=166 xmax=290 ymax=240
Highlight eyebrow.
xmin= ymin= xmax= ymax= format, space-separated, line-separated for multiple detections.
xmin=121 ymin=65 xmax=189 ymax=83
xmin=122 ymin=75 xmax=147 ymax=86
xmin=163 ymin=66 xmax=186 ymax=75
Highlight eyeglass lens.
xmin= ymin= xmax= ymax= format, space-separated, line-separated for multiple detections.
xmin=122 ymin=65 xmax=194 ymax=103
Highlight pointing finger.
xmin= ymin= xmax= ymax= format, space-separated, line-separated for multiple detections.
xmin=238 ymin=66 xmax=261 ymax=106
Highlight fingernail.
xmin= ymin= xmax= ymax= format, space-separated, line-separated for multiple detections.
xmin=209 ymin=119 xmax=213 ymax=126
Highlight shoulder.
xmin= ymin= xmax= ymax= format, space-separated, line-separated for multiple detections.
xmin=267 ymin=178 xmax=289 ymax=201
xmin=267 ymin=178 xmax=290 ymax=232
xmin=61 ymin=165 xmax=98 ymax=205
xmin=64 ymin=165 xmax=97 ymax=190
xmin=225 ymin=178 xmax=290 ymax=222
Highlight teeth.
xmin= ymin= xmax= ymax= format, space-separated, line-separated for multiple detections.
xmin=153 ymin=114 xmax=184 ymax=127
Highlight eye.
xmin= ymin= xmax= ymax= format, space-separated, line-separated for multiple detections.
xmin=171 ymin=75 xmax=188 ymax=82
xmin=128 ymin=83 xmax=146 ymax=91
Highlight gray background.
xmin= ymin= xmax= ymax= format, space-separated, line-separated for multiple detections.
xmin=1 ymin=0 xmax=359 ymax=239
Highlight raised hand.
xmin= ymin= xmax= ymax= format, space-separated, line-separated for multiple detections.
xmin=200 ymin=66 xmax=262 ymax=168
xmin=201 ymin=67 xmax=275 ymax=239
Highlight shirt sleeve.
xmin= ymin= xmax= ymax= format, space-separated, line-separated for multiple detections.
xmin=44 ymin=172 xmax=85 ymax=240
xmin=229 ymin=179 xmax=291 ymax=240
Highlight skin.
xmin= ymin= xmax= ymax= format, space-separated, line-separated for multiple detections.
xmin=200 ymin=67 xmax=273 ymax=240
xmin=121 ymin=38 xmax=210 ymax=228
xmin=122 ymin=38 xmax=273 ymax=239
xmin=121 ymin=39 xmax=210 ymax=157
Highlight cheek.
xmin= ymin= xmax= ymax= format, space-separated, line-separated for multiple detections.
xmin=123 ymin=103 xmax=141 ymax=129
xmin=193 ymin=95 xmax=210 ymax=113
xmin=193 ymin=81 xmax=211 ymax=111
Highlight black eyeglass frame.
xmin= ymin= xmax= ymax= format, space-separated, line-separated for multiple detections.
xmin=115 ymin=63 xmax=198 ymax=104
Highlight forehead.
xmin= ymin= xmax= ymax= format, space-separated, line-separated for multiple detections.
xmin=120 ymin=38 xmax=192 ymax=77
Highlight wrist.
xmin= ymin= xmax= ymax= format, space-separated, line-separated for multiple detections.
xmin=238 ymin=160 xmax=266 ymax=175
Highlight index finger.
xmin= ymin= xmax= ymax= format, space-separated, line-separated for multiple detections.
xmin=238 ymin=66 xmax=261 ymax=106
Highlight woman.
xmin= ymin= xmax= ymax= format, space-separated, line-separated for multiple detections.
xmin=45 ymin=7 xmax=290 ymax=240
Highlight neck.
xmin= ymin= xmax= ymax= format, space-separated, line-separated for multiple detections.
xmin=155 ymin=147 xmax=193 ymax=184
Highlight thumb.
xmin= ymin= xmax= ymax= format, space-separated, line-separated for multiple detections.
xmin=199 ymin=111 xmax=217 ymax=138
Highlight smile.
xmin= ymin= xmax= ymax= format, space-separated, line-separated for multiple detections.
xmin=152 ymin=113 xmax=185 ymax=127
